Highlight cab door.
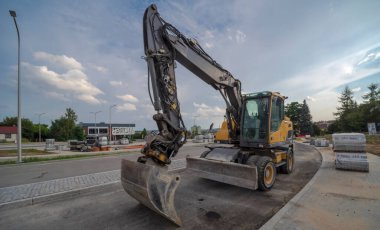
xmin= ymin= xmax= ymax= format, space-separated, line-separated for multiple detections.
xmin=269 ymin=96 xmax=285 ymax=144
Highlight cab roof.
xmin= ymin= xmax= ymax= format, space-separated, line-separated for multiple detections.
xmin=243 ymin=91 xmax=288 ymax=100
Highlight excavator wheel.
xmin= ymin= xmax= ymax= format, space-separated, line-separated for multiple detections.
xmin=257 ymin=156 xmax=276 ymax=191
xmin=246 ymin=155 xmax=260 ymax=166
xmin=280 ymin=149 xmax=294 ymax=174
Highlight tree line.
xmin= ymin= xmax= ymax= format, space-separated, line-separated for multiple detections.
xmin=0 ymin=108 xmax=84 ymax=142
xmin=285 ymin=82 xmax=380 ymax=136
xmin=329 ymin=83 xmax=380 ymax=133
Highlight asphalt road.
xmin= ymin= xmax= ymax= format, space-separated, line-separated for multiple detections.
xmin=0 ymin=143 xmax=206 ymax=187
xmin=0 ymin=143 xmax=321 ymax=230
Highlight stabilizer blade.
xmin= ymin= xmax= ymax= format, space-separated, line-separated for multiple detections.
xmin=186 ymin=156 xmax=258 ymax=190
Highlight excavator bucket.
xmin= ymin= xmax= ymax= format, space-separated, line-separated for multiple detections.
xmin=121 ymin=159 xmax=182 ymax=226
xmin=186 ymin=156 xmax=258 ymax=190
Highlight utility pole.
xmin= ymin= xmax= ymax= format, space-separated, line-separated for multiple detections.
xmin=37 ymin=112 xmax=46 ymax=142
xmin=193 ymin=115 xmax=200 ymax=136
xmin=90 ymin=111 xmax=101 ymax=135
xmin=9 ymin=10 xmax=22 ymax=163
xmin=109 ymin=105 xmax=117 ymax=143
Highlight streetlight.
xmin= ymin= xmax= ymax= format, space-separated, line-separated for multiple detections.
xmin=9 ymin=10 xmax=22 ymax=163
xmin=109 ymin=105 xmax=117 ymax=143
xmin=192 ymin=115 xmax=200 ymax=136
xmin=37 ymin=113 xmax=46 ymax=142
xmin=90 ymin=110 xmax=101 ymax=135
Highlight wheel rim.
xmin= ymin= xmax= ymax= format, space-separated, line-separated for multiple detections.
xmin=264 ymin=164 xmax=274 ymax=185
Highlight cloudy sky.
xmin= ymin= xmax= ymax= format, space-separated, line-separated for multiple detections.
xmin=1 ymin=0 xmax=380 ymax=130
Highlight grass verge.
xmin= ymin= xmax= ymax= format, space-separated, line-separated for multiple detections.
xmin=0 ymin=151 xmax=138 ymax=166
xmin=0 ymin=149 xmax=51 ymax=157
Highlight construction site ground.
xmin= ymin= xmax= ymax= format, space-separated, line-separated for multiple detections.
xmin=0 ymin=142 xmax=378 ymax=229
xmin=262 ymin=143 xmax=380 ymax=229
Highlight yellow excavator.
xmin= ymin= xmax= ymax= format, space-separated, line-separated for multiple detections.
xmin=214 ymin=119 xmax=232 ymax=143
xmin=121 ymin=4 xmax=294 ymax=226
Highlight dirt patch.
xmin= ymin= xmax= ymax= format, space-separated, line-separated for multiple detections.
xmin=366 ymin=144 xmax=380 ymax=156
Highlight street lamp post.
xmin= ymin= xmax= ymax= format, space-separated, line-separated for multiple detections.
xmin=90 ymin=111 xmax=101 ymax=135
xmin=9 ymin=10 xmax=22 ymax=163
xmin=193 ymin=115 xmax=200 ymax=136
xmin=109 ymin=105 xmax=117 ymax=143
xmin=37 ymin=113 xmax=46 ymax=142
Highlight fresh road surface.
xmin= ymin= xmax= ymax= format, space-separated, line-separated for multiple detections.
xmin=0 ymin=143 xmax=321 ymax=229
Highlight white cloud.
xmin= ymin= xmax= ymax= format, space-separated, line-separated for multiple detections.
xmin=117 ymin=94 xmax=139 ymax=102
xmin=205 ymin=42 xmax=214 ymax=48
xmin=22 ymin=57 xmax=104 ymax=105
xmin=44 ymin=91 xmax=70 ymax=102
xmin=193 ymin=102 xmax=225 ymax=117
xmin=117 ymin=103 xmax=137 ymax=111
xmin=109 ymin=81 xmax=123 ymax=86
xmin=34 ymin=51 xmax=83 ymax=70
xmin=352 ymin=87 xmax=361 ymax=92
xmin=77 ymin=94 xmax=105 ymax=105
xmin=306 ymin=90 xmax=340 ymax=121
xmin=306 ymin=96 xmax=316 ymax=102
xmin=93 ymin=65 xmax=108 ymax=73
xmin=235 ymin=30 xmax=247 ymax=44
xmin=357 ymin=50 xmax=380 ymax=66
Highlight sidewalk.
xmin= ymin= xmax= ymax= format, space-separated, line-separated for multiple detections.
xmin=0 ymin=158 xmax=187 ymax=209
xmin=261 ymin=144 xmax=380 ymax=230
xmin=0 ymin=170 xmax=121 ymax=209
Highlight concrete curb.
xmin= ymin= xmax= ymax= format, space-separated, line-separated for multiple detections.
xmin=0 ymin=181 xmax=121 ymax=210
xmin=260 ymin=143 xmax=325 ymax=230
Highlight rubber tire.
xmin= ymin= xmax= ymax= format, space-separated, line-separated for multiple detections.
xmin=246 ymin=155 xmax=260 ymax=166
xmin=257 ymin=156 xmax=276 ymax=191
xmin=280 ymin=149 xmax=294 ymax=174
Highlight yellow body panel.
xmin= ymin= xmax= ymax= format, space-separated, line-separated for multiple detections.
xmin=214 ymin=119 xmax=236 ymax=143
xmin=269 ymin=117 xmax=293 ymax=145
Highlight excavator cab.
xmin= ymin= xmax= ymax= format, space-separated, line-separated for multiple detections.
xmin=241 ymin=91 xmax=292 ymax=148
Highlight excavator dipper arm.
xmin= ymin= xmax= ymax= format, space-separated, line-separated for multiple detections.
xmin=141 ymin=4 xmax=242 ymax=164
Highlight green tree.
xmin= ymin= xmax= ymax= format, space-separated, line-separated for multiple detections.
xmin=361 ymin=83 xmax=380 ymax=125
xmin=312 ymin=123 xmax=321 ymax=136
xmin=334 ymin=86 xmax=355 ymax=117
xmin=141 ymin=128 xmax=147 ymax=138
xmin=327 ymin=121 xmax=339 ymax=134
xmin=0 ymin=117 xmax=34 ymax=141
xmin=50 ymin=108 xmax=79 ymax=141
xmin=32 ymin=124 xmax=50 ymax=141
xmin=73 ymin=126 xmax=84 ymax=141
xmin=362 ymin=83 xmax=380 ymax=104
xmin=299 ymin=100 xmax=313 ymax=135
xmin=50 ymin=118 xmax=66 ymax=141
xmin=334 ymin=86 xmax=361 ymax=132
xmin=285 ymin=102 xmax=302 ymax=133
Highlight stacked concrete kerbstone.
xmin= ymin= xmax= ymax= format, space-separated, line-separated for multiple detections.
xmin=333 ymin=133 xmax=369 ymax=172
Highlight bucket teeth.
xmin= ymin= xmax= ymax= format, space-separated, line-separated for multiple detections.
xmin=121 ymin=159 xmax=182 ymax=226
